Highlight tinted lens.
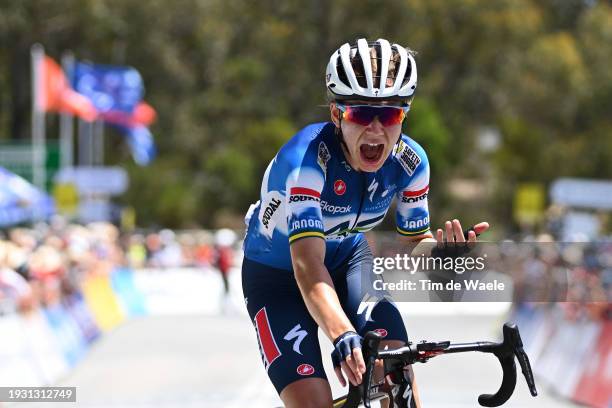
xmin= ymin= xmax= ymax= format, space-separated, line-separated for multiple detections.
xmin=341 ymin=105 xmax=405 ymax=126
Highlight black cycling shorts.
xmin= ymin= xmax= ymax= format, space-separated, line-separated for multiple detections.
xmin=241 ymin=239 xmax=408 ymax=394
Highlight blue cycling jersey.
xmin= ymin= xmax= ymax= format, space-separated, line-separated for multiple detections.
xmin=243 ymin=122 xmax=430 ymax=271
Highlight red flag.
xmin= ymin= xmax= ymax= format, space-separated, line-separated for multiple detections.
xmin=100 ymin=101 xmax=157 ymax=127
xmin=38 ymin=56 xmax=97 ymax=121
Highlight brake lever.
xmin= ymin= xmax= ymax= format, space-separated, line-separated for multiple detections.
xmin=362 ymin=354 xmax=376 ymax=408
xmin=361 ymin=332 xmax=382 ymax=408
xmin=511 ymin=331 xmax=538 ymax=397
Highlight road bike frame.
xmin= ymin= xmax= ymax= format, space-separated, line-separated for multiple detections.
xmin=333 ymin=322 xmax=538 ymax=408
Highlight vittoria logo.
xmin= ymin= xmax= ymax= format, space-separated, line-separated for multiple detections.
xmin=296 ymin=363 xmax=315 ymax=376
xmin=334 ymin=180 xmax=347 ymax=195
xmin=289 ymin=187 xmax=321 ymax=203
xmin=395 ymin=141 xmax=421 ymax=176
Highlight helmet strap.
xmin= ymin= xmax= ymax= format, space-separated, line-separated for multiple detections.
xmin=335 ymin=117 xmax=351 ymax=159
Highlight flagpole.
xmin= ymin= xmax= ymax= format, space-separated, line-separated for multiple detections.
xmin=78 ymin=118 xmax=90 ymax=166
xmin=60 ymin=51 xmax=75 ymax=169
xmin=30 ymin=44 xmax=46 ymax=191
xmin=94 ymin=120 xmax=104 ymax=165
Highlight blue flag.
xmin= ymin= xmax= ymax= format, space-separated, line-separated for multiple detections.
xmin=73 ymin=62 xmax=156 ymax=166
xmin=73 ymin=62 xmax=144 ymax=113
xmin=112 ymin=124 xmax=156 ymax=166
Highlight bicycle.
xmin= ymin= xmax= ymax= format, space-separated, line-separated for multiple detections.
xmin=332 ymin=322 xmax=538 ymax=407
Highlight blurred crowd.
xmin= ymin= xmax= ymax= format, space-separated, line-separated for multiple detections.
xmin=0 ymin=219 xmax=237 ymax=316
xmin=2 ymin=220 xmax=609 ymax=324
xmin=503 ymin=235 xmax=612 ymax=323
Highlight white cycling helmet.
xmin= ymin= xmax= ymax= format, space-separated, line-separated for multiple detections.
xmin=326 ymin=38 xmax=417 ymax=105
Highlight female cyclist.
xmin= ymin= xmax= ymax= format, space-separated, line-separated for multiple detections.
xmin=241 ymin=38 xmax=489 ymax=408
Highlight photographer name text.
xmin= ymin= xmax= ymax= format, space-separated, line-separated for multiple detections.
xmin=373 ymin=279 xmax=505 ymax=292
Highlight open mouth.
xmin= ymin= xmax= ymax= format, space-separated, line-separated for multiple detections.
xmin=359 ymin=143 xmax=385 ymax=164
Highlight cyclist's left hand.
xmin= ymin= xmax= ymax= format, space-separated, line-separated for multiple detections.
xmin=435 ymin=220 xmax=489 ymax=244
xmin=332 ymin=331 xmax=366 ymax=387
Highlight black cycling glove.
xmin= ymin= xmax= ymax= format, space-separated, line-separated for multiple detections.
xmin=430 ymin=227 xmax=479 ymax=259
xmin=331 ymin=331 xmax=363 ymax=368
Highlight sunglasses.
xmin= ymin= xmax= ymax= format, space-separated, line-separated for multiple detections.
xmin=336 ymin=104 xmax=408 ymax=127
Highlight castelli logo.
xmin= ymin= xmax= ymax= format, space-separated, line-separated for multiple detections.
xmin=374 ymin=328 xmax=388 ymax=338
xmin=334 ymin=180 xmax=347 ymax=195
xmin=297 ymin=363 xmax=315 ymax=376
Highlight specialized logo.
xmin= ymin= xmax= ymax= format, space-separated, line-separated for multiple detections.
xmin=367 ymin=178 xmax=379 ymax=202
xmin=261 ymin=198 xmax=282 ymax=228
xmin=317 ymin=142 xmax=331 ymax=174
xmin=296 ymin=363 xmax=315 ymax=376
xmin=357 ymin=294 xmax=379 ymax=322
xmin=374 ymin=328 xmax=388 ymax=338
xmin=254 ymin=308 xmax=282 ymax=371
xmin=381 ymin=184 xmax=395 ymax=198
xmin=401 ymin=186 xmax=429 ymax=204
xmin=284 ymin=324 xmax=308 ymax=355
xmin=341 ymin=161 xmax=352 ymax=172
xmin=289 ymin=187 xmax=321 ymax=203
xmin=321 ymin=200 xmax=351 ymax=214
xmin=334 ymin=180 xmax=347 ymax=195
xmin=395 ymin=140 xmax=421 ymax=176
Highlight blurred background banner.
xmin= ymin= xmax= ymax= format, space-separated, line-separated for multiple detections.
xmin=0 ymin=166 xmax=54 ymax=226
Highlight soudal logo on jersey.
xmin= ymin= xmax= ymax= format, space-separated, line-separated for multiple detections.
xmin=321 ymin=200 xmax=351 ymax=214
xmin=291 ymin=219 xmax=324 ymax=231
xmin=334 ymin=180 xmax=347 ymax=195
xmin=404 ymin=216 xmax=430 ymax=230
xmin=395 ymin=141 xmax=421 ymax=176
xmin=261 ymin=198 xmax=282 ymax=228
xmin=296 ymin=363 xmax=315 ymax=376
xmin=401 ymin=186 xmax=429 ymax=203
xmin=289 ymin=187 xmax=321 ymax=203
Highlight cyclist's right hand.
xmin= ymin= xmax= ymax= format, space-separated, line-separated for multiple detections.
xmin=331 ymin=331 xmax=366 ymax=387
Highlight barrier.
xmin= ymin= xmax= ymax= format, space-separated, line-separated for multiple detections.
xmin=0 ymin=314 xmax=41 ymax=386
xmin=510 ymin=306 xmax=610 ymax=408
xmin=43 ymin=303 xmax=88 ymax=367
xmin=111 ymin=267 xmax=147 ymax=317
xmin=572 ymin=322 xmax=612 ymax=408
xmin=0 ymin=267 xmax=144 ymax=387
xmin=20 ymin=310 xmax=71 ymax=384
xmin=3 ymin=268 xmax=606 ymax=408
xmin=81 ymin=272 xmax=126 ymax=331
